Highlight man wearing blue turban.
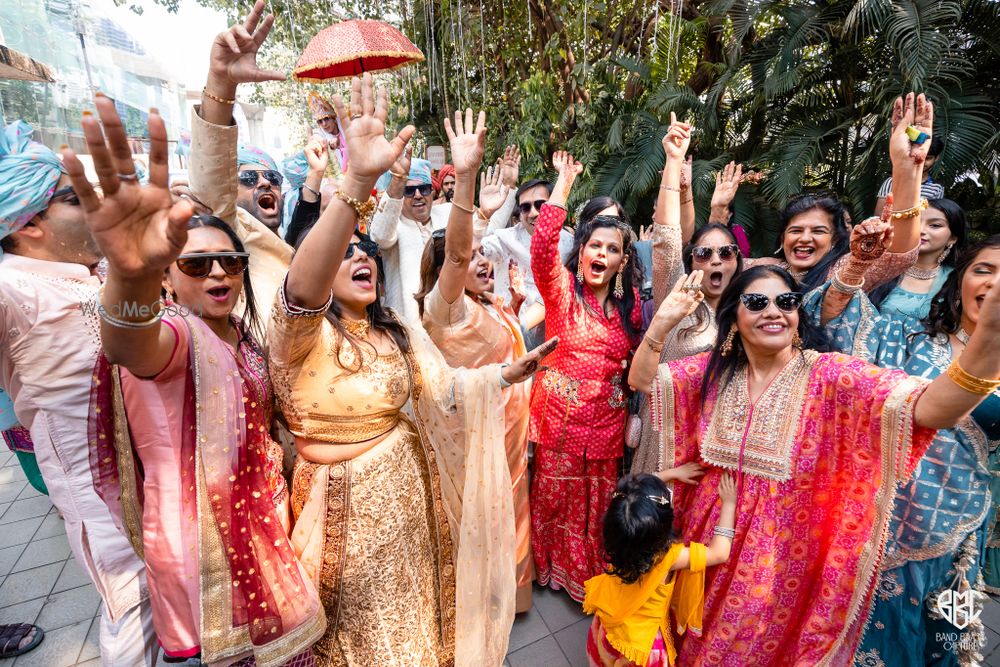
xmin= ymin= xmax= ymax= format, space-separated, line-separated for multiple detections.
xmin=236 ymin=143 xmax=285 ymax=233
xmin=0 ymin=117 xmax=157 ymax=664
xmin=369 ymin=155 xmax=451 ymax=322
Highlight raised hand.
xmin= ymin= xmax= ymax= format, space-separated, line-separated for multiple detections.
xmin=501 ymin=337 xmax=559 ymax=385
xmin=849 ymin=217 xmax=893 ymax=262
xmin=500 ymin=144 xmax=521 ymax=188
xmin=551 ymin=151 xmax=583 ymax=205
xmin=62 ymin=96 xmax=193 ymax=279
xmin=305 ymin=135 xmax=329 ymax=174
xmin=508 ymin=259 xmax=526 ymax=313
xmin=638 ymin=224 xmax=653 ymax=242
xmin=890 ymin=92 xmax=934 ymax=167
xmin=662 ymin=111 xmax=692 ymax=161
xmin=680 ymin=155 xmax=693 ymax=193
xmin=711 ymin=161 xmax=743 ymax=211
xmin=333 ymin=73 xmax=415 ymax=184
xmin=445 ymin=108 xmax=487 ymax=176
xmin=207 ymin=0 xmax=284 ymax=90
xmin=479 ymin=163 xmax=510 ymax=217
xmin=655 ymin=271 xmax=705 ymax=325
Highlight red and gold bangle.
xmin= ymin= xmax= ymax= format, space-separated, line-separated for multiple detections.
xmin=202 ymin=87 xmax=235 ymax=105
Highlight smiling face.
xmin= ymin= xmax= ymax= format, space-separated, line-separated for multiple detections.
xmin=959 ymin=247 xmax=1000 ymax=332
xmin=333 ymin=234 xmax=379 ymax=314
xmin=517 ymin=184 xmax=551 ymax=232
xmin=691 ymin=228 xmax=740 ymax=300
xmin=236 ymin=166 xmax=284 ymax=231
xmin=918 ymin=206 xmax=956 ymax=259
xmin=782 ymin=209 xmax=834 ymax=273
xmin=735 ymin=275 xmax=800 ymax=357
xmin=579 ymin=225 xmax=626 ymax=290
xmin=317 ymin=116 xmax=337 ymax=135
xmin=402 ymin=179 xmax=432 ymax=223
xmin=464 ymin=240 xmax=493 ymax=295
xmin=164 ymin=226 xmax=244 ymax=322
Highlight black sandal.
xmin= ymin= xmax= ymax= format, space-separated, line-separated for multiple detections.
xmin=0 ymin=623 xmax=44 ymax=658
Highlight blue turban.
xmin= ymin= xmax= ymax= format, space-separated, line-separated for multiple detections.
xmin=281 ymin=150 xmax=310 ymax=190
xmin=237 ymin=144 xmax=279 ymax=172
xmin=0 ymin=120 xmax=64 ymax=240
xmin=375 ymin=157 xmax=433 ymax=193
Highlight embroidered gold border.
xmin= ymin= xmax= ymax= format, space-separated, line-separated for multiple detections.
xmin=285 ymin=410 xmax=399 ymax=444
xmin=110 ymin=367 xmax=145 ymax=559
xmin=654 ymin=363 xmax=676 ymax=495
xmin=311 ymin=460 xmax=351 ymax=664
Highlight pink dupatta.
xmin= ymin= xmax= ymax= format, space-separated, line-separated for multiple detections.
xmin=89 ymin=315 xmax=324 ymax=666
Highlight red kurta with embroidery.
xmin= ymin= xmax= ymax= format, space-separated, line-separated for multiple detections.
xmin=528 ymin=203 xmax=642 ymax=459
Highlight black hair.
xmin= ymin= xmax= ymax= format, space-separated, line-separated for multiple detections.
xmin=869 ymin=199 xmax=969 ymax=308
xmin=775 ymin=193 xmax=850 ymax=291
xmin=564 ymin=199 xmax=643 ymax=339
xmin=515 ymin=179 xmax=554 ymax=205
xmin=177 ymin=215 xmax=264 ymax=346
xmin=701 ymin=265 xmax=830 ymax=403
xmin=928 ymin=136 xmax=945 ymax=158
xmin=320 ymin=228 xmax=411 ymax=369
xmin=603 ymin=473 xmax=676 ymax=584
xmin=413 ymin=232 xmax=447 ymax=317
xmin=923 ymin=234 xmax=1000 ymax=341
xmin=680 ymin=223 xmax=745 ymax=338
xmin=0 ymin=235 xmax=15 ymax=253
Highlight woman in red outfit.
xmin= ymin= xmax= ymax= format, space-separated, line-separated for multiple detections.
xmin=529 ymin=150 xmax=646 ymax=601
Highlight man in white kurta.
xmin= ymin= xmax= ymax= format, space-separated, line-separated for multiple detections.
xmin=0 ymin=120 xmax=155 ymax=666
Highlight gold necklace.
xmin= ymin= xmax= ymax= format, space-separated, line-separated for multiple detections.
xmin=340 ymin=317 xmax=371 ymax=338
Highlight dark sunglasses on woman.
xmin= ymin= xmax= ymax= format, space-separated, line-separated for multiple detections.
xmin=345 ymin=240 xmax=380 ymax=259
xmin=403 ymin=184 xmax=433 ymax=199
xmin=692 ymin=244 xmax=739 ymax=262
xmin=518 ymin=199 xmax=548 ymax=215
xmin=237 ymin=170 xmax=284 ymax=188
xmin=740 ymin=292 xmax=803 ymax=313
xmin=175 ymin=252 xmax=250 ymax=278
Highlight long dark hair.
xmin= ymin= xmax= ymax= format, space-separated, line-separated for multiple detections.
xmin=869 ymin=199 xmax=969 ymax=308
xmin=178 ymin=215 xmax=264 ymax=346
xmin=602 ymin=473 xmax=676 ymax=584
xmin=564 ymin=198 xmax=643 ymax=339
xmin=776 ymin=193 xmax=850 ymax=290
xmin=923 ymin=234 xmax=1000 ymax=341
xmin=701 ymin=265 xmax=830 ymax=402
xmin=413 ymin=230 xmax=448 ymax=317
xmin=315 ymin=229 xmax=411 ymax=370
xmin=680 ymin=223 xmax=745 ymax=337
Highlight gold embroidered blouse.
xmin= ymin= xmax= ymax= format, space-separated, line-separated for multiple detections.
xmin=267 ymin=291 xmax=410 ymax=444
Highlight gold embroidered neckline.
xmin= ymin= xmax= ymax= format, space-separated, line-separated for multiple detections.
xmin=340 ymin=317 xmax=371 ymax=338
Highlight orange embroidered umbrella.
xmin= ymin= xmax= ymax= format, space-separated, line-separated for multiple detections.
xmin=292 ymin=20 xmax=425 ymax=83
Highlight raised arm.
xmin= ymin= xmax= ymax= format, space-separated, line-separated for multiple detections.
xmin=530 ymin=151 xmax=581 ymax=310
xmin=913 ymin=277 xmax=1000 ymax=429
xmin=679 ymin=156 xmax=695 ymax=242
xmin=286 ymin=75 xmax=414 ymax=309
xmin=651 ymin=116 xmax=691 ymax=306
xmin=63 ymin=97 xmax=193 ymax=377
xmin=368 ymin=146 xmax=411 ymax=249
xmin=885 ymin=93 xmax=934 ymax=253
xmin=821 ymin=217 xmax=893 ymax=324
xmin=437 ymin=109 xmax=487 ymax=306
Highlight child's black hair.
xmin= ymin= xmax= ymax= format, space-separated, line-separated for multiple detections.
xmin=602 ymin=473 xmax=677 ymax=584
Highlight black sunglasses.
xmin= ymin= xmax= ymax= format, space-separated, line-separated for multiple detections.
xmin=518 ymin=199 xmax=548 ymax=215
xmin=403 ymin=184 xmax=433 ymax=198
xmin=692 ymin=244 xmax=739 ymax=262
xmin=345 ymin=240 xmax=380 ymax=259
xmin=175 ymin=252 xmax=250 ymax=278
xmin=238 ymin=170 xmax=283 ymax=188
xmin=49 ymin=185 xmax=81 ymax=206
xmin=740 ymin=292 xmax=803 ymax=313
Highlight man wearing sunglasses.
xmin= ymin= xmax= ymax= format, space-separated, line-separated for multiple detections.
xmin=0 ymin=119 xmax=156 ymax=664
xmin=235 ymin=145 xmax=285 ymax=234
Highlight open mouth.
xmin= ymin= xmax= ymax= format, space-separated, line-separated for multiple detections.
xmin=708 ymin=271 xmax=724 ymax=290
xmin=791 ymin=246 xmax=815 ymax=261
xmin=590 ymin=260 xmax=607 ymax=277
xmin=255 ymin=191 xmax=278 ymax=216
xmin=207 ymin=286 xmax=231 ymax=302
xmin=351 ymin=266 xmax=373 ymax=288
xmin=476 ymin=267 xmax=489 ymax=280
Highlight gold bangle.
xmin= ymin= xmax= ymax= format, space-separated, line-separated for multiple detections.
xmin=659 ymin=184 xmax=681 ymax=192
xmin=644 ymin=334 xmax=665 ymax=354
xmin=890 ymin=198 xmax=929 ymax=220
xmin=202 ymin=87 xmax=236 ymax=105
xmin=452 ymin=200 xmax=475 ymax=214
xmin=946 ymin=359 xmax=1000 ymax=395
xmin=333 ymin=190 xmax=376 ymax=221
xmin=390 ymin=170 xmax=407 ymax=179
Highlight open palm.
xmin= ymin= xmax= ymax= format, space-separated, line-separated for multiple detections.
xmin=446 ymin=108 xmax=487 ymax=175
xmin=890 ymin=92 xmax=934 ymax=166
xmin=208 ymin=0 xmax=284 ymax=88
xmin=333 ymin=74 xmax=415 ymax=181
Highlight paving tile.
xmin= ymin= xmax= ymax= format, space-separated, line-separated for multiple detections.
xmin=0 ymin=466 xmax=25 ymax=486
xmin=2 ymin=516 xmax=45 ymax=548
xmin=0 ymin=498 xmax=51 ymax=525
xmin=507 ymin=605 xmax=551 ymax=654
xmin=35 ymin=584 xmax=101 ymax=632
xmin=553 ymin=617 xmax=591 ymax=667
xmin=0 ymin=482 xmax=26 ymax=505
xmin=31 ymin=512 xmax=66 ymax=541
xmin=984 ymin=626 xmax=1000 ymax=661
xmin=983 ymin=598 xmax=1000 ymax=634
xmin=12 ymin=617 xmax=90 ymax=667
xmin=73 ymin=660 xmax=101 ymax=667
xmin=533 ymin=585 xmax=587 ymax=633
xmin=51 ymin=559 xmax=91 ymax=595
xmin=0 ymin=544 xmax=26 ymax=577
xmin=14 ymin=485 xmax=42 ymax=501
xmin=507 ymin=636 xmax=571 ymax=667
xmin=0 ymin=596 xmax=45 ymax=626
xmin=76 ymin=616 xmax=100 ymax=663
xmin=11 ymin=536 xmax=71 ymax=575
xmin=0 ymin=563 xmax=63 ymax=607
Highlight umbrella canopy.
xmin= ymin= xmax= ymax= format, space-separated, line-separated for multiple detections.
xmin=292 ymin=19 xmax=424 ymax=83
xmin=0 ymin=45 xmax=54 ymax=83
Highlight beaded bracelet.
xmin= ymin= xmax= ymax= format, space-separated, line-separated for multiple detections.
xmin=334 ymin=190 xmax=375 ymax=221
xmin=890 ymin=198 xmax=929 ymax=220
xmin=659 ymin=184 xmax=681 ymax=192
xmin=202 ymin=87 xmax=236 ymax=105
xmin=946 ymin=359 xmax=1000 ymax=395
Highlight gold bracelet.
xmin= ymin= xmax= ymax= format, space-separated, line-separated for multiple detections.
xmin=333 ymin=190 xmax=376 ymax=221
xmin=946 ymin=359 xmax=1000 ymax=395
xmin=644 ymin=334 xmax=665 ymax=354
xmin=390 ymin=170 xmax=407 ymax=179
xmin=202 ymin=87 xmax=236 ymax=105
xmin=659 ymin=184 xmax=681 ymax=193
xmin=452 ymin=200 xmax=475 ymax=214
xmin=890 ymin=198 xmax=929 ymax=220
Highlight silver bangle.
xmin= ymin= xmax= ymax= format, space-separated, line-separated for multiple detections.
xmin=303 ymin=184 xmax=320 ymax=198
xmin=713 ymin=526 xmax=736 ymax=539
xmin=831 ymin=272 xmax=864 ymax=294
xmin=499 ymin=363 xmax=512 ymax=389
xmin=95 ymin=295 xmax=165 ymax=329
